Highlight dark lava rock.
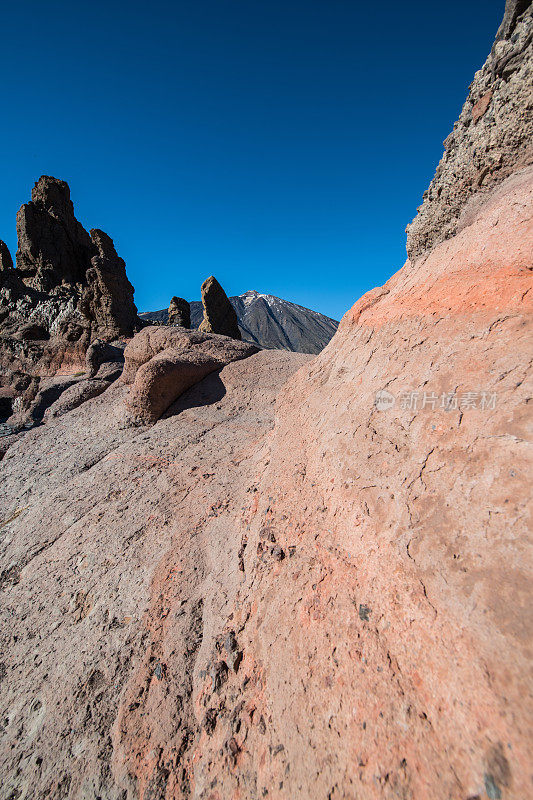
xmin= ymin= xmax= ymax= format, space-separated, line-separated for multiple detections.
xmin=15 ymin=176 xmax=94 ymax=292
xmin=0 ymin=241 xmax=13 ymax=272
xmin=0 ymin=176 xmax=141 ymax=425
xmin=79 ymin=229 xmax=139 ymax=340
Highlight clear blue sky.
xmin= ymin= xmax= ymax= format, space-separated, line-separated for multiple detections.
xmin=0 ymin=0 xmax=504 ymax=320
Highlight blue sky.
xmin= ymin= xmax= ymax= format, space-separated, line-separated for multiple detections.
xmin=0 ymin=0 xmax=503 ymax=320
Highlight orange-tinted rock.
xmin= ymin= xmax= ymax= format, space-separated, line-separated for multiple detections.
xmin=472 ymin=90 xmax=493 ymax=124
xmin=0 ymin=3 xmax=531 ymax=798
xmin=187 ymin=166 xmax=532 ymax=800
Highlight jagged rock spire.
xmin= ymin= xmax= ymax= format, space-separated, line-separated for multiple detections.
xmin=0 ymin=240 xmax=13 ymax=271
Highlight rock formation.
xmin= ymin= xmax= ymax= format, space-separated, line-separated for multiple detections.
xmin=0 ymin=176 xmax=141 ymax=426
xmin=80 ymin=229 xmax=138 ymax=340
xmin=198 ymin=275 xmax=241 ymax=339
xmin=168 ymin=296 xmax=191 ymax=328
xmin=121 ymin=326 xmax=258 ymax=424
xmin=406 ymin=2 xmax=532 ymax=260
xmin=11 ymin=176 xmax=139 ymax=340
xmin=0 ymin=4 xmax=531 ymax=799
xmin=0 ymin=240 xmax=13 ymax=272
xmin=141 ymin=289 xmax=339 ymax=354
xmin=15 ymin=176 xmax=94 ymax=292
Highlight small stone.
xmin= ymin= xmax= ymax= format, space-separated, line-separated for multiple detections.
xmin=224 ymin=631 xmax=238 ymax=653
xmin=259 ymin=526 xmax=276 ymax=542
xmin=484 ymin=774 xmax=501 ymax=800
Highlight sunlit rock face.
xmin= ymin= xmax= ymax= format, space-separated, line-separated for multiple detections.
xmin=0 ymin=3 xmax=531 ymax=799
xmin=406 ymin=2 xmax=532 ymax=261
xmin=198 ymin=275 xmax=242 ymax=340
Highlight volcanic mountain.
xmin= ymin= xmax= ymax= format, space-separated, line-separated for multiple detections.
xmin=140 ymin=289 xmax=339 ymax=354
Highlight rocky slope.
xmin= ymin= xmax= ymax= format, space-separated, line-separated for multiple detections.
xmin=141 ymin=290 xmax=339 ymax=354
xmin=0 ymin=3 xmax=531 ymax=799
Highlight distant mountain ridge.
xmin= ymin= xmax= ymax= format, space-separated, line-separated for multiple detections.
xmin=140 ymin=290 xmax=339 ymax=354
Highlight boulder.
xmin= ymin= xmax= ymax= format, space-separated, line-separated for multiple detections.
xmin=168 ymin=296 xmax=191 ymax=328
xmin=122 ymin=326 xmax=257 ymax=423
xmin=198 ymin=276 xmax=241 ymax=340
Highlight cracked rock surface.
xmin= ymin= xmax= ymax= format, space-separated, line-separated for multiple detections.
xmin=406 ymin=2 xmax=532 ymax=260
xmin=0 ymin=3 xmax=532 ymax=798
xmin=0 ymin=166 xmax=531 ymax=798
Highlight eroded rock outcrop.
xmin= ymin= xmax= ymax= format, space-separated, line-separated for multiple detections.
xmin=122 ymin=326 xmax=257 ymax=423
xmin=80 ymin=229 xmax=138 ymax=340
xmin=199 ymin=275 xmax=241 ymax=339
xmin=11 ymin=176 xmax=139 ymax=339
xmin=406 ymin=1 xmax=532 ymax=260
xmin=15 ymin=176 xmax=94 ymax=292
xmin=168 ymin=296 xmax=191 ymax=328
xmin=0 ymin=176 xmax=141 ymax=425
xmin=0 ymin=240 xmax=13 ymax=272
xmin=0 ymin=4 xmax=531 ymax=799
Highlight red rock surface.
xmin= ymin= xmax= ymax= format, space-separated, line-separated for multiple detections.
xmin=0 ymin=6 xmax=531 ymax=798
xmin=195 ymin=166 xmax=531 ymax=800
xmin=0 ymin=164 xmax=530 ymax=800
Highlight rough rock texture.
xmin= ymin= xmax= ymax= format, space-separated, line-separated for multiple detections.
xmin=0 ymin=177 xmax=140 ymax=424
xmin=192 ymin=167 xmax=531 ymax=800
xmin=15 ymin=176 xmax=94 ymax=292
xmin=79 ymin=229 xmax=138 ymax=340
xmin=0 ymin=349 xmax=309 ymax=799
xmin=0 ymin=240 xmax=13 ymax=272
xmin=11 ymin=176 xmax=139 ymax=339
xmin=43 ymin=378 xmax=114 ymax=420
xmin=142 ymin=289 xmax=339 ymax=354
xmin=168 ymin=296 xmax=191 ymax=328
xmin=406 ymin=1 xmax=532 ymax=260
xmin=0 ymin=5 xmax=532 ymax=799
xmin=0 ymin=160 xmax=530 ymax=797
xmin=198 ymin=275 xmax=241 ymax=340
xmin=121 ymin=326 xmax=258 ymax=424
